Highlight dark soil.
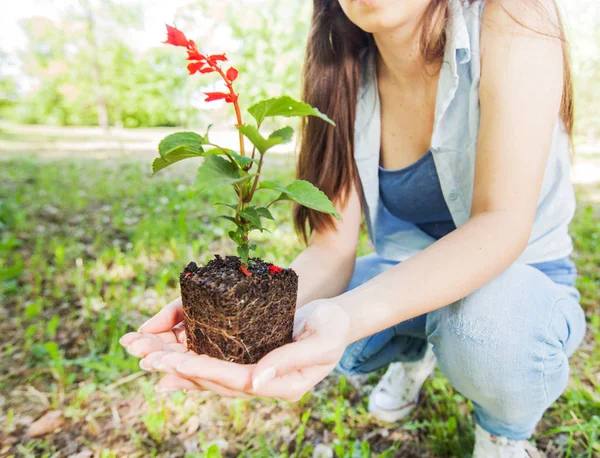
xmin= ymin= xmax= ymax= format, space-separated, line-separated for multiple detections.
xmin=179 ymin=254 xmax=298 ymax=364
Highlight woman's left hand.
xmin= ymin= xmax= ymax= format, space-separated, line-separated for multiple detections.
xmin=123 ymin=298 xmax=351 ymax=401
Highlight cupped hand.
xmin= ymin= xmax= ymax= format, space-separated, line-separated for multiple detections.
xmin=119 ymin=296 xmax=188 ymax=357
xmin=120 ymin=297 xmax=352 ymax=401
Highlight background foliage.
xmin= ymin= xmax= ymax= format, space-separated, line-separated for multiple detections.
xmin=1 ymin=0 xmax=311 ymax=130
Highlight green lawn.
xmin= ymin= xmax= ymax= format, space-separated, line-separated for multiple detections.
xmin=0 ymin=126 xmax=599 ymax=457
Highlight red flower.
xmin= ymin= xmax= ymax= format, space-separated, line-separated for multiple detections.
xmin=207 ymin=53 xmax=227 ymax=65
xmin=224 ymin=93 xmax=238 ymax=103
xmin=204 ymin=92 xmax=229 ymax=102
xmin=162 ymin=28 xmax=243 ymax=139
xmin=204 ymin=92 xmax=238 ymax=104
xmin=226 ymin=67 xmax=239 ymax=82
xmin=164 ymin=24 xmax=189 ymax=48
xmin=187 ymin=62 xmax=205 ymax=75
xmin=240 ymin=265 xmax=252 ymax=276
xmin=187 ymin=50 xmax=206 ymax=61
xmin=268 ymin=265 xmax=283 ymax=275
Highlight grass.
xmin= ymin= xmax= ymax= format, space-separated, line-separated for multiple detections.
xmin=0 ymin=126 xmax=599 ymax=457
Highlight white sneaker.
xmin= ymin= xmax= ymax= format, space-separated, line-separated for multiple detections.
xmin=473 ymin=424 xmax=543 ymax=458
xmin=368 ymin=343 xmax=437 ymax=422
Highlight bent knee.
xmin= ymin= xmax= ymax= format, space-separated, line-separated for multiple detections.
xmin=427 ymin=263 xmax=584 ymax=352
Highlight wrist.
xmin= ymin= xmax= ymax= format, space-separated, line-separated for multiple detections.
xmin=332 ymin=289 xmax=365 ymax=346
xmin=321 ymin=296 xmax=354 ymax=347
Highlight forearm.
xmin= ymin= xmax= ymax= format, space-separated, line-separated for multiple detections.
xmin=290 ymin=243 xmax=356 ymax=308
xmin=336 ymin=211 xmax=529 ymax=344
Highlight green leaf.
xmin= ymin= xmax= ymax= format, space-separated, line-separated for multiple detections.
xmin=158 ymin=132 xmax=204 ymax=158
xmin=152 ymin=148 xmax=203 ymax=175
xmin=217 ymin=215 xmax=239 ymax=226
xmin=259 ymin=180 xmax=342 ymax=220
xmin=236 ymin=125 xmax=268 ymax=154
xmin=196 ymin=156 xmax=254 ymax=189
xmin=204 ymin=148 xmax=257 ymax=168
xmin=215 ymin=202 xmax=238 ymax=211
xmin=269 ymin=126 xmax=294 ymax=144
xmin=229 ymin=151 xmax=256 ymax=168
xmin=237 ymin=125 xmax=291 ymax=155
xmin=237 ymin=244 xmax=250 ymax=265
xmin=249 ymin=223 xmax=270 ymax=233
xmin=248 ymin=96 xmax=335 ymax=126
xmin=239 ymin=207 xmax=261 ymax=226
xmin=202 ymin=124 xmax=213 ymax=143
xmin=228 ymin=230 xmax=243 ymax=245
xmin=256 ymin=207 xmax=274 ymax=220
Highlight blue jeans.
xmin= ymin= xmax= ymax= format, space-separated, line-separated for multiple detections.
xmin=335 ymin=252 xmax=586 ymax=440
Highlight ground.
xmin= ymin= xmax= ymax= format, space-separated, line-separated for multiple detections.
xmin=0 ymin=124 xmax=598 ymax=458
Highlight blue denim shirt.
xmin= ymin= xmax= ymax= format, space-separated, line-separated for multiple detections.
xmin=353 ymin=0 xmax=576 ymax=265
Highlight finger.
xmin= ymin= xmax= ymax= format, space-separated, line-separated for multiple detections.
xmin=155 ymin=373 xmax=200 ymax=393
xmin=120 ymin=326 xmax=185 ymax=351
xmin=253 ymin=364 xmax=333 ymax=401
xmin=156 ymin=374 xmax=252 ymax=398
xmin=125 ymin=334 xmax=186 ymax=358
xmin=293 ymin=300 xmax=321 ymax=339
xmin=170 ymin=322 xmax=187 ymax=345
xmin=251 ymin=336 xmax=336 ymax=392
xmin=145 ymin=351 xmax=254 ymax=392
xmin=138 ymin=296 xmax=183 ymax=333
xmin=120 ymin=331 xmax=143 ymax=347
xmin=138 ymin=345 xmax=189 ymax=370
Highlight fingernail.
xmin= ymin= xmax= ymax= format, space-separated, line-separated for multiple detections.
xmin=252 ymin=367 xmax=276 ymax=392
xmin=139 ymin=359 xmax=150 ymax=371
xmin=153 ymin=361 xmax=165 ymax=370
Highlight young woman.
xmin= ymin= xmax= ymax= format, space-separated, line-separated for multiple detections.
xmin=120 ymin=0 xmax=586 ymax=455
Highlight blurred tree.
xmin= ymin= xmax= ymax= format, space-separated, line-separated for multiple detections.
xmin=566 ymin=1 xmax=600 ymax=142
xmin=12 ymin=0 xmax=190 ymax=128
xmin=104 ymin=45 xmax=192 ymax=128
xmin=80 ymin=0 xmax=110 ymax=131
xmin=7 ymin=0 xmax=597 ymax=140
xmin=224 ymin=0 xmax=310 ymax=110
xmin=0 ymin=51 xmax=18 ymax=120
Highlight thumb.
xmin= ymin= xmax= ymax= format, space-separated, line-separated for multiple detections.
xmin=138 ymin=297 xmax=183 ymax=333
xmin=251 ymin=333 xmax=331 ymax=392
xmin=292 ymin=299 xmax=327 ymax=339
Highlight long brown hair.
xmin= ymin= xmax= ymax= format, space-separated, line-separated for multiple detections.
xmin=293 ymin=0 xmax=574 ymax=244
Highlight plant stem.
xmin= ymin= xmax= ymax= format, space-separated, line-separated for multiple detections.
xmin=245 ymin=153 xmax=265 ymax=203
xmin=213 ymin=66 xmax=245 ymax=157
xmin=265 ymin=198 xmax=279 ymax=208
xmin=247 ymin=145 xmax=257 ymax=171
